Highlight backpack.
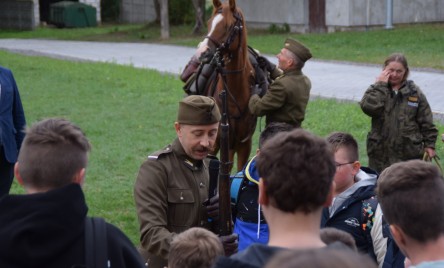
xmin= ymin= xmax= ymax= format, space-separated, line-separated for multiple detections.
xmin=360 ymin=166 xmax=379 ymax=260
xmin=84 ymin=217 xmax=108 ymax=268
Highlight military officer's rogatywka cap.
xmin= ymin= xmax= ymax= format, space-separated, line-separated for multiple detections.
xmin=284 ymin=38 xmax=312 ymax=62
xmin=177 ymin=95 xmax=221 ymax=125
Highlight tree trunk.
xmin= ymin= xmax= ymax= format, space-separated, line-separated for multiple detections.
xmin=159 ymin=0 xmax=170 ymax=39
xmin=191 ymin=0 xmax=205 ymax=35
xmin=154 ymin=0 xmax=160 ymax=23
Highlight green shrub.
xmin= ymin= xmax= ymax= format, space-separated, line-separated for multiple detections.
xmin=169 ymin=0 xmax=195 ymax=25
xmin=268 ymin=23 xmax=290 ymax=34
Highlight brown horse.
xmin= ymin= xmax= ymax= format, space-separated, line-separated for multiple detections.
xmin=192 ymin=0 xmax=256 ymax=171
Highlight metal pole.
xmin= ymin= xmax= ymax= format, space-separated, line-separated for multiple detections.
xmin=385 ymin=0 xmax=394 ymax=29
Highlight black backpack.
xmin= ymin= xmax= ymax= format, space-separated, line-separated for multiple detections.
xmin=84 ymin=217 xmax=108 ymax=268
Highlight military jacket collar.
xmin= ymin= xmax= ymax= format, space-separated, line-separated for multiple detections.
xmin=282 ymin=68 xmax=302 ymax=76
xmin=171 ymin=138 xmax=204 ymax=170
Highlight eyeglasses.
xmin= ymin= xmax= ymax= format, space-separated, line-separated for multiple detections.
xmin=335 ymin=161 xmax=355 ymax=168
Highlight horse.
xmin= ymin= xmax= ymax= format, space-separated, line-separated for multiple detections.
xmin=185 ymin=0 xmax=257 ymax=172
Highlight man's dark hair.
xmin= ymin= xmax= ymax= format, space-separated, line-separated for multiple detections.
xmin=377 ymin=160 xmax=444 ymax=243
xmin=326 ymin=132 xmax=359 ymax=162
xmin=259 ymin=122 xmax=294 ymax=148
xmin=257 ymin=129 xmax=335 ymax=213
xmin=18 ymin=118 xmax=91 ymax=189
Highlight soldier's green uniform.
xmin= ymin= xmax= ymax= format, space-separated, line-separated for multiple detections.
xmin=134 ymin=95 xmax=221 ymax=268
xmin=134 ymin=139 xmax=215 ymax=268
xmin=360 ymin=80 xmax=437 ymax=173
xmin=248 ymin=38 xmax=312 ymax=128
xmin=248 ymin=68 xmax=311 ymax=127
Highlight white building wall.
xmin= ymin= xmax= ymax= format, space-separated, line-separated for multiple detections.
xmin=234 ymin=0 xmax=444 ymax=33
xmin=80 ymin=0 xmax=101 ymax=23
xmin=326 ymin=0 xmax=444 ymax=31
xmin=237 ymin=0 xmax=309 ymax=32
xmin=120 ymin=0 xmax=156 ymax=23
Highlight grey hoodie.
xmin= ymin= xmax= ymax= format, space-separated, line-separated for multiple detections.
xmin=329 ymin=169 xmax=378 ymax=216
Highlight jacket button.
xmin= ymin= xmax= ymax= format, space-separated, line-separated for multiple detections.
xmin=199 ymin=182 xmax=205 ymax=188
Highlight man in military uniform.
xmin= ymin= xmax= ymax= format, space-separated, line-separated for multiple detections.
xmin=248 ymin=38 xmax=312 ymax=128
xmin=134 ymin=95 xmax=238 ymax=268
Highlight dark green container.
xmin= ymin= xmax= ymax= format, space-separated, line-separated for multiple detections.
xmin=50 ymin=1 xmax=97 ymax=28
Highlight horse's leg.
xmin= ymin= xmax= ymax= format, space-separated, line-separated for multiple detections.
xmin=236 ymin=138 xmax=252 ymax=172
xmin=228 ymin=148 xmax=236 ymax=173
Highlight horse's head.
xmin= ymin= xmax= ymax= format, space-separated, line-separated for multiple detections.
xmin=195 ymin=0 xmax=246 ymax=62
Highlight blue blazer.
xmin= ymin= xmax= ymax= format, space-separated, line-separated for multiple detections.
xmin=0 ymin=66 xmax=26 ymax=164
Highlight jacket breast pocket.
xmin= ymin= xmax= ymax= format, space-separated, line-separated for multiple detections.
xmin=167 ymin=188 xmax=195 ymax=229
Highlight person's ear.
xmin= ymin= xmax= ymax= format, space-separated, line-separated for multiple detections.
xmin=323 ymin=181 xmax=336 ymax=207
xmin=351 ymin=161 xmax=361 ymax=176
xmin=390 ymin=224 xmax=407 ymax=249
xmin=258 ymin=178 xmax=269 ymax=205
xmin=73 ymin=168 xmax=86 ymax=185
xmin=174 ymin=122 xmax=181 ymax=136
xmin=14 ymin=162 xmax=24 ymax=186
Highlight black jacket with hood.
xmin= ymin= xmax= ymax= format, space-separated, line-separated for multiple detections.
xmin=321 ymin=168 xmax=378 ymax=257
xmin=0 ymin=183 xmax=145 ymax=268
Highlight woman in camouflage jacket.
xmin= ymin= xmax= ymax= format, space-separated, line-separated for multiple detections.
xmin=360 ymin=53 xmax=438 ymax=173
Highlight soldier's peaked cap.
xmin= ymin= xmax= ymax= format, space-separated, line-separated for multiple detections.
xmin=284 ymin=38 xmax=312 ymax=62
xmin=177 ymin=95 xmax=221 ymax=125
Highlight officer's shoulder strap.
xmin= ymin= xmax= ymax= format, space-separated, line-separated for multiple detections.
xmin=147 ymin=144 xmax=173 ymax=161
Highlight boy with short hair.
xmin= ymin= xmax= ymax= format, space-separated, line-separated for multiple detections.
xmin=377 ymin=160 xmax=444 ymax=268
xmin=169 ymin=227 xmax=224 ymax=268
xmin=214 ymin=129 xmax=338 ymax=268
xmin=0 ymin=118 xmax=145 ymax=268
xmin=231 ymin=122 xmax=293 ymax=251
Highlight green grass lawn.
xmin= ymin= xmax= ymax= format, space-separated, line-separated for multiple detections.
xmin=2 ymin=22 xmax=444 ymax=244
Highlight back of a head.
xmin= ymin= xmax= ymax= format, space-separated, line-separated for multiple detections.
xmin=18 ymin=118 xmax=91 ymax=190
xmin=168 ymin=227 xmax=224 ymax=268
xmin=377 ymin=160 xmax=444 ymax=243
xmin=259 ymin=122 xmax=294 ymax=149
xmin=265 ymin=248 xmax=377 ymax=268
xmin=320 ymin=227 xmax=358 ymax=252
xmin=257 ymin=129 xmax=336 ymax=213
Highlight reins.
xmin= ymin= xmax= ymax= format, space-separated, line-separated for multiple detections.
xmin=201 ymin=8 xmax=250 ymax=120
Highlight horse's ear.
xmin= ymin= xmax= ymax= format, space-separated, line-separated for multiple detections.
xmin=213 ymin=0 xmax=222 ymax=9
xmin=229 ymin=0 xmax=237 ymax=11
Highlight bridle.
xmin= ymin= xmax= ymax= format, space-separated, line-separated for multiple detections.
xmin=199 ymin=8 xmax=249 ymax=120
xmin=205 ymin=8 xmax=244 ymax=60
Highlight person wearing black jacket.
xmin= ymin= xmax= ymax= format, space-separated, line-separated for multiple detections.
xmin=0 ymin=118 xmax=145 ymax=268
xmin=322 ymin=132 xmax=392 ymax=266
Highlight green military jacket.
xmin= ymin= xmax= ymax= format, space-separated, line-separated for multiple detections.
xmin=248 ymin=67 xmax=311 ymax=127
xmin=134 ymin=138 xmax=214 ymax=268
xmin=360 ymin=80 xmax=437 ymax=172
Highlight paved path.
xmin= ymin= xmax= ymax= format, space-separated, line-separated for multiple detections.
xmin=1 ymin=39 xmax=443 ymax=118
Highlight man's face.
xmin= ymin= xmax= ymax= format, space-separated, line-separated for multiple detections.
xmin=333 ymin=147 xmax=359 ymax=194
xmin=175 ymin=122 xmax=219 ymax=160
xmin=277 ymin=48 xmax=293 ymax=71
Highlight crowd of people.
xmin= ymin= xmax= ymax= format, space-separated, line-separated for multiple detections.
xmin=0 ymin=34 xmax=442 ymax=268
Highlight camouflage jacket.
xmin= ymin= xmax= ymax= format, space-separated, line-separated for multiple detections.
xmin=248 ymin=67 xmax=311 ymax=127
xmin=360 ymin=80 xmax=437 ymax=170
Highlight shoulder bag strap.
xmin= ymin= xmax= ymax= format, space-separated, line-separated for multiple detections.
xmin=85 ymin=217 xmax=108 ymax=268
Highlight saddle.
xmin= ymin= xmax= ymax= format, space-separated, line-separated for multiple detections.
xmin=180 ymin=46 xmax=269 ymax=96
